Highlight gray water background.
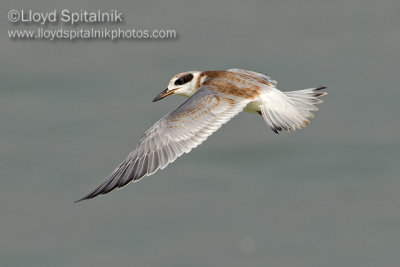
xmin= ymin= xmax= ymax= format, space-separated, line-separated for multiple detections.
xmin=0 ymin=0 xmax=399 ymax=266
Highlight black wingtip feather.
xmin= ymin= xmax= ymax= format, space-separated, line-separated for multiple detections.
xmin=74 ymin=196 xmax=88 ymax=203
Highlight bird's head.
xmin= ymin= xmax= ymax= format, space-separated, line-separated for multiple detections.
xmin=153 ymin=71 xmax=202 ymax=102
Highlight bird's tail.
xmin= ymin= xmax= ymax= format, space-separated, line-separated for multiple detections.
xmin=259 ymin=86 xmax=327 ymax=134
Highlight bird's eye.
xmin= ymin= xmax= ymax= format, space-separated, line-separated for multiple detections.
xmin=174 ymin=73 xmax=193 ymax=86
xmin=175 ymin=78 xmax=184 ymax=85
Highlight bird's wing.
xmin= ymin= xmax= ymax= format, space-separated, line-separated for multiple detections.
xmin=77 ymin=86 xmax=250 ymax=201
xmin=228 ymin=68 xmax=277 ymax=87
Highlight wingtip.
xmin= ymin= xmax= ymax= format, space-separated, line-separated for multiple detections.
xmin=74 ymin=193 xmax=96 ymax=203
xmin=74 ymin=197 xmax=86 ymax=203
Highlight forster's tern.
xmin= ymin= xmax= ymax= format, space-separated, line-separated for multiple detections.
xmin=77 ymin=69 xmax=326 ymax=201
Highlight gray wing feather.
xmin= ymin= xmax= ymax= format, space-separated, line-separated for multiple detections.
xmin=77 ymin=87 xmax=249 ymax=201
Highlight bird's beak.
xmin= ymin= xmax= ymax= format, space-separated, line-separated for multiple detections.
xmin=152 ymin=88 xmax=175 ymax=102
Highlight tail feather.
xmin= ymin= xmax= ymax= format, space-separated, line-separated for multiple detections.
xmin=260 ymin=86 xmax=327 ymax=134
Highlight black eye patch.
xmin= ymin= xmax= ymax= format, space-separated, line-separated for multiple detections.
xmin=174 ymin=73 xmax=194 ymax=86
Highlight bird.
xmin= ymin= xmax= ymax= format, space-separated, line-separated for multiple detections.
xmin=76 ymin=69 xmax=327 ymax=202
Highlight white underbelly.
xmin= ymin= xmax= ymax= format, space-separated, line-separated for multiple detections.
xmin=244 ymin=101 xmax=262 ymax=114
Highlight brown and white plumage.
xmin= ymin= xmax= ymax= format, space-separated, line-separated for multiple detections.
xmin=76 ymin=69 xmax=326 ymax=201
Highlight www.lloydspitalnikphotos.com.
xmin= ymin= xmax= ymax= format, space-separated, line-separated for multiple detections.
xmin=9 ymin=9 xmax=123 ymax=25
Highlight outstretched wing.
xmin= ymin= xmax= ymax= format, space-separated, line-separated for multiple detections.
xmin=77 ymin=87 xmax=250 ymax=201
xmin=228 ymin=68 xmax=277 ymax=87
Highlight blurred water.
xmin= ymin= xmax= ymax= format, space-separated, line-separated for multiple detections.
xmin=1 ymin=0 xmax=400 ymax=266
